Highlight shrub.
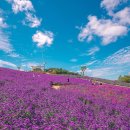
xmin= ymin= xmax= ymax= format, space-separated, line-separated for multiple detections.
xmin=118 ymin=75 xmax=130 ymax=83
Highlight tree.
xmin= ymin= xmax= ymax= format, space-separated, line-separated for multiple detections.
xmin=17 ymin=66 xmax=21 ymax=71
xmin=81 ymin=66 xmax=87 ymax=76
xmin=118 ymin=75 xmax=130 ymax=83
xmin=118 ymin=75 xmax=122 ymax=81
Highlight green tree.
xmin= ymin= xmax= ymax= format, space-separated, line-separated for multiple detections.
xmin=118 ymin=75 xmax=130 ymax=83
xmin=81 ymin=66 xmax=87 ymax=76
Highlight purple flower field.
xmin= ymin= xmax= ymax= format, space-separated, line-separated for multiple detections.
xmin=0 ymin=68 xmax=130 ymax=130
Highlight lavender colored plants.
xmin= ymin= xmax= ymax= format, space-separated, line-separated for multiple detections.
xmin=0 ymin=67 xmax=130 ymax=129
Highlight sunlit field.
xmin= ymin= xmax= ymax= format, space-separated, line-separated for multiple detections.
xmin=0 ymin=68 xmax=130 ymax=129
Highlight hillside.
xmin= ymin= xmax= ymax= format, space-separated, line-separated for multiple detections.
xmin=0 ymin=67 xmax=130 ymax=129
xmin=85 ymin=76 xmax=130 ymax=87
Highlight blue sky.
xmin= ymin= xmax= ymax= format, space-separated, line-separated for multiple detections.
xmin=0 ymin=0 xmax=130 ymax=79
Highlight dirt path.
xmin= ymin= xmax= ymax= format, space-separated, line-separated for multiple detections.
xmin=52 ymin=85 xmax=61 ymax=90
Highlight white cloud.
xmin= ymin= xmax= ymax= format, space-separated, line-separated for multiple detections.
xmin=0 ymin=9 xmax=8 ymax=28
xmin=83 ymin=46 xmax=130 ymax=79
xmin=23 ymin=13 xmax=42 ymax=28
xmin=104 ymin=46 xmax=130 ymax=65
xmin=8 ymin=52 xmax=20 ymax=58
xmin=21 ymin=62 xmax=41 ymax=70
xmin=86 ymin=67 xmax=113 ymax=77
xmin=0 ymin=59 xmax=16 ymax=68
xmin=0 ymin=29 xmax=20 ymax=57
xmin=0 ymin=13 xmax=20 ymax=57
xmin=0 ymin=30 xmax=13 ymax=53
xmin=88 ymin=46 xmax=100 ymax=56
xmin=7 ymin=0 xmax=34 ymax=14
xmin=78 ymin=16 xmax=128 ymax=45
xmin=6 ymin=0 xmax=42 ymax=28
xmin=78 ymin=0 xmax=130 ymax=45
xmin=86 ymin=60 xmax=98 ymax=66
xmin=71 ymin=60 xmax=98 ymax=71
xmin=79 ymin=62 xmax=125 ymax=79
xmin=77 ymin=46 xmax=130 ymax=79
xmin=80 ymin=47 xmax=100 ymax=57
xmin=101 ymin=0 xmax=127 ymax=14
xmin=113 ymin=7 xmax=130 ymax=25
xmin=32 ymin=31 xmax=54 ymax=47
xmin=22 ymin=62 xmax=38 ymax=69
xmin=85 ymin=66 xmax=124 ymax=79
xmin=70 ymin=58 xmax=77 ymax=62
xmin=0 ymin=9 xmax=17 ymax=55
xmin=0 ymin=18 xmax=8 ymax=28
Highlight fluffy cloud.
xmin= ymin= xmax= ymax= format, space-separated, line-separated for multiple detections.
xmin=6 ymin=0 xmax=42 ymax=28
xmin=101 ymin=0 xmax=120 ymax=11
xmin=23 ymin=13 xmax=41 ymax=28
xmin=78 ymin=0 xmax=130 ymax=45
xmin=101 ymin=0 xmax=127 ymax=14
xmin=7 ymin=0 xmax=34 ymax=14
xmin=78 ymin=16 xmax=127 ymax=45
xmin=113 ymin=7 xmax=130 ymax=25
xmin=0 ymin=59 xmax=16 ymax=68
xmin=24 ymin=14 xmax=41 ymax=28
xmin=32 ymin=31 xmax=54 ymax=47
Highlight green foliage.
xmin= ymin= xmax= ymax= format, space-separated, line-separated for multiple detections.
xmin=31 ymin=67 xmax=79 ymax=75
xmin=118 ymin=75 xmax=130 ymax=83
xmin=52 ymin=82 xmax=62 ymax=86
xmin=81 ymin=66 xmax=87 ymax=71
xmin=80 ymin=66 xmax=87 ymax=76
xmin=71 ymin=117 xmax=77 ymax=122
xmin=45 ymin=112 xmax=54 ymax=119
xmin=33 ymin=68 xmax=43 ymax=72
xmin=45 ymin=68 xmax=79 ymax=75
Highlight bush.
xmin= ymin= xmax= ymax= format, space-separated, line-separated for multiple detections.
xmin=45 ymin=68 xmax=79 ymax=75
xmin=118 ymin=75 xmax=130 ymax=83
